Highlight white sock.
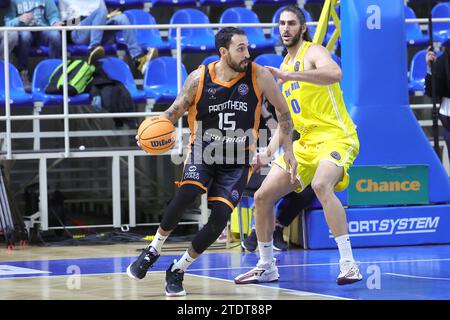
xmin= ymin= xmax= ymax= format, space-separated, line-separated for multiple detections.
xmin=258 ymin=240 xmax=274 ymax=264
xmin=172 ymin=250 xmax=196 ymax=272
xmin=149 ymin=231 xmax=168 ymax=254
xmin=335 ymin=234 xmax=354 ymax=262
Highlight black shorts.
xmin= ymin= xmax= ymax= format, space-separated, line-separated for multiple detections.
xmin=178 ymin=153 xmax=251 ymax=210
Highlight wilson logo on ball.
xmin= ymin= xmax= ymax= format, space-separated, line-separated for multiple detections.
xmin=151 ymin=138 xmax=175 ymax=148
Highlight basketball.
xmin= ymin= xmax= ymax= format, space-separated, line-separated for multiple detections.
xmin=137 ymin=116 xmax=176 ymax=155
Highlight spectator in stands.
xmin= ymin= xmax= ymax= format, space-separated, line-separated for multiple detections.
xmin=58 ymin=0 xmax=157 ymax=73
xmin=426 ymin=45 xmax=450 ymax=165
xmin=0 ymin=0 xmax=19 ymax=60
xmin=5 ymin=0 xmax=63 ymax=91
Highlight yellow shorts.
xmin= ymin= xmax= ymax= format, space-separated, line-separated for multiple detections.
xmin=273 ymin=135 xmax=359 ymax=193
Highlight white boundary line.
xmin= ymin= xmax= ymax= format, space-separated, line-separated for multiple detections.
xmin=186 ymin=273 xmax=351 ymax=300
xmin=385 ymin=273 xmax=450 ymax=281
xmin=0 ymin=269 xmax=350 ymax=300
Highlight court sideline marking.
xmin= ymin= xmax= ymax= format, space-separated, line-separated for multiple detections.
xmin=384 ymin=273 xmax=450 ymax=281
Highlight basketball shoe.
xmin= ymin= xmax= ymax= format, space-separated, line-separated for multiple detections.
xmin=126 ymin=246 xmax=160 ymax=280
xmin=135 ymin=48 xmax=158 ymax=74
xmin=165 ymin=262 xmax=186 ymax=296
xmin=234 ymin=258 xmax=279 ymax=284
xmin=273 ymin=226 xmax=288 ymax=251
xmin=241 ymin=229 xmax=257 ymax=252
xmin=337 ymin=259 xmax=363 ymax=285
xmin=87 ymin=45 xmax=105 ymax=64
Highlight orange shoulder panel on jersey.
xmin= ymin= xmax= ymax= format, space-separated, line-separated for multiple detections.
xmin=251 ymin=62 xmax=262 ymax=139
xmin=188 ymin=65 xmax=206 ymax=144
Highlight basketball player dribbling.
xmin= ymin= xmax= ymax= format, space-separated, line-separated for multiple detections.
xmin=127 ymin=27 xmax=297 ymax=296
xmin=234 ymin=5 xmax=362 ymax=286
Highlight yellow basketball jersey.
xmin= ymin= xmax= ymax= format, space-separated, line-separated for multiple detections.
xmin=281 ymin=41 xmax=358 ymax=146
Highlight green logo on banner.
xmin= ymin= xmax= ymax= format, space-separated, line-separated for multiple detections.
xmin=348 ymin=165 xmax=429 ymax=206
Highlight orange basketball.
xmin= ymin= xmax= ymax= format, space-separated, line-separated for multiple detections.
xmin=137 ymin=116 xmax=176 ymax=155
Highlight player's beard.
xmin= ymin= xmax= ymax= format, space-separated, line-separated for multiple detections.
xmin=227 ymin=55 xmax=250 ymax=72
xmin=281 ymin=29 xmax=302 ymax=48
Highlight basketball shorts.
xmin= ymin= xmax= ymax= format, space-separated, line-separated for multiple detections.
xmin=177 ymin=153 xmax=251 ymax=210
xmin=273 ymin=135 xmax=359 ymax=193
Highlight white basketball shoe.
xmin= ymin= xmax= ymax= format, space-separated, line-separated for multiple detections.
xmin=337 ymin=259 xmax=363 ymax=285
xmin=234 ymin=258 xmax=279 ymax=284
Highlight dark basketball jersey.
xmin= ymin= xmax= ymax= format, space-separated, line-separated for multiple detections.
xmin=188 ymin=62 xmax=262 ymax=165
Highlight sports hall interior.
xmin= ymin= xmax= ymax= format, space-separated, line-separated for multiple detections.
xmin=1 ymin=0 xmax=450 ymax=300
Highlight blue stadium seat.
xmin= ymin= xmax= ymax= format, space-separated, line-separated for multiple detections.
xmin=150 ymin=0 xmax=196 ymax=7
xmin=404 ymin=5 xmax=428 ymax=47
xmin=169 ymin=9 xmax=216 ymax=53
xmin=32 ymin=59 xmax=90 ymax=106
xmin=67 ymin=43 xmax=117 ymax=57
xmin=253 ymin=0 xmax=297 ymax=5
xmin=117 ymin=9 xmax=171 ymax=54
xmin=220 ymin=7 xmax=274 ymax=51
xmin=408 ymin=50 xmax=427 ymax=94
xmin=143 ymin=57 xmax=188 ymax=104
xmin=271 ymin=6 xmax=315 ymax=47
xmin=199 ymin=0 xmax=245 ymax=5
xmin=201 ymin=55 xmax=220 ymax=65
xmin=407 ymin=49 xmax=442 ymax=95
xmin=254 ymin=53 xmax=283 ymax=68
xmin=98 ymin=57 xmax=147 ymax=102
xmin=0 ymin=61 xmax=34 ymax=106
xmin=432 ymin=2 xmax=450 ymax=45
xmin=105 ymin=0 xmax=144 ymax=7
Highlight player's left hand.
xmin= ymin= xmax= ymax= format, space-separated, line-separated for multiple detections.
xmin=265 ymin=66 xmax=290 ymax=85
xmin=283 ymin=151 xmax=298 ymax=184
xmin=251 ymin=151 xmax=272 ymax=172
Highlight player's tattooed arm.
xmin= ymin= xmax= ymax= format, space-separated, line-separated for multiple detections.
xmin=276 ymin=110 xmax=293 ymax=136
xmin=163 ymin=68 xmax=201 ymax=124
xmin=256 ymin=65 xmax=294 ymax=154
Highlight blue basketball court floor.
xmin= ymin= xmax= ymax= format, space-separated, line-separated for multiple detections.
xmin=1 ymin=244 xmax=450 ymax=300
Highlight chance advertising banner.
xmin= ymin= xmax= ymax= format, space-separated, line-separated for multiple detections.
xmin=348 ymin=165 xmax=429 ymax=206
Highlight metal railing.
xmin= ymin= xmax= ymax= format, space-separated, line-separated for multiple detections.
xmin=2 ymin=17 xmax=450 ymax=158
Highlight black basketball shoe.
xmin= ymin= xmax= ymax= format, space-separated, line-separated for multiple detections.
xmin=242 ymin=229 xmax=258 ymax=252
xmin=126 ymin=246 xmax=160 ymax=280
xmin=273 ymin=226 xmax=288 ymax=251
xmin=165 ymin=262 xmax=186 ymax=296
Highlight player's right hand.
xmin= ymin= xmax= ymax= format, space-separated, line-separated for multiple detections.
xmin=283 ymin=151 xmax=298 ymax=185
xmin=135 ymin=135 xmax=141 ymax=148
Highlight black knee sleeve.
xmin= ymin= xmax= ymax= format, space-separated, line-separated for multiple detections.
xmin=192 ymin=201 xmax=232 ymax=254
xmin=159 ymin=184 xmax=203 ymax=231
xmin=277 ymin=185 xmax=315 ymax=227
